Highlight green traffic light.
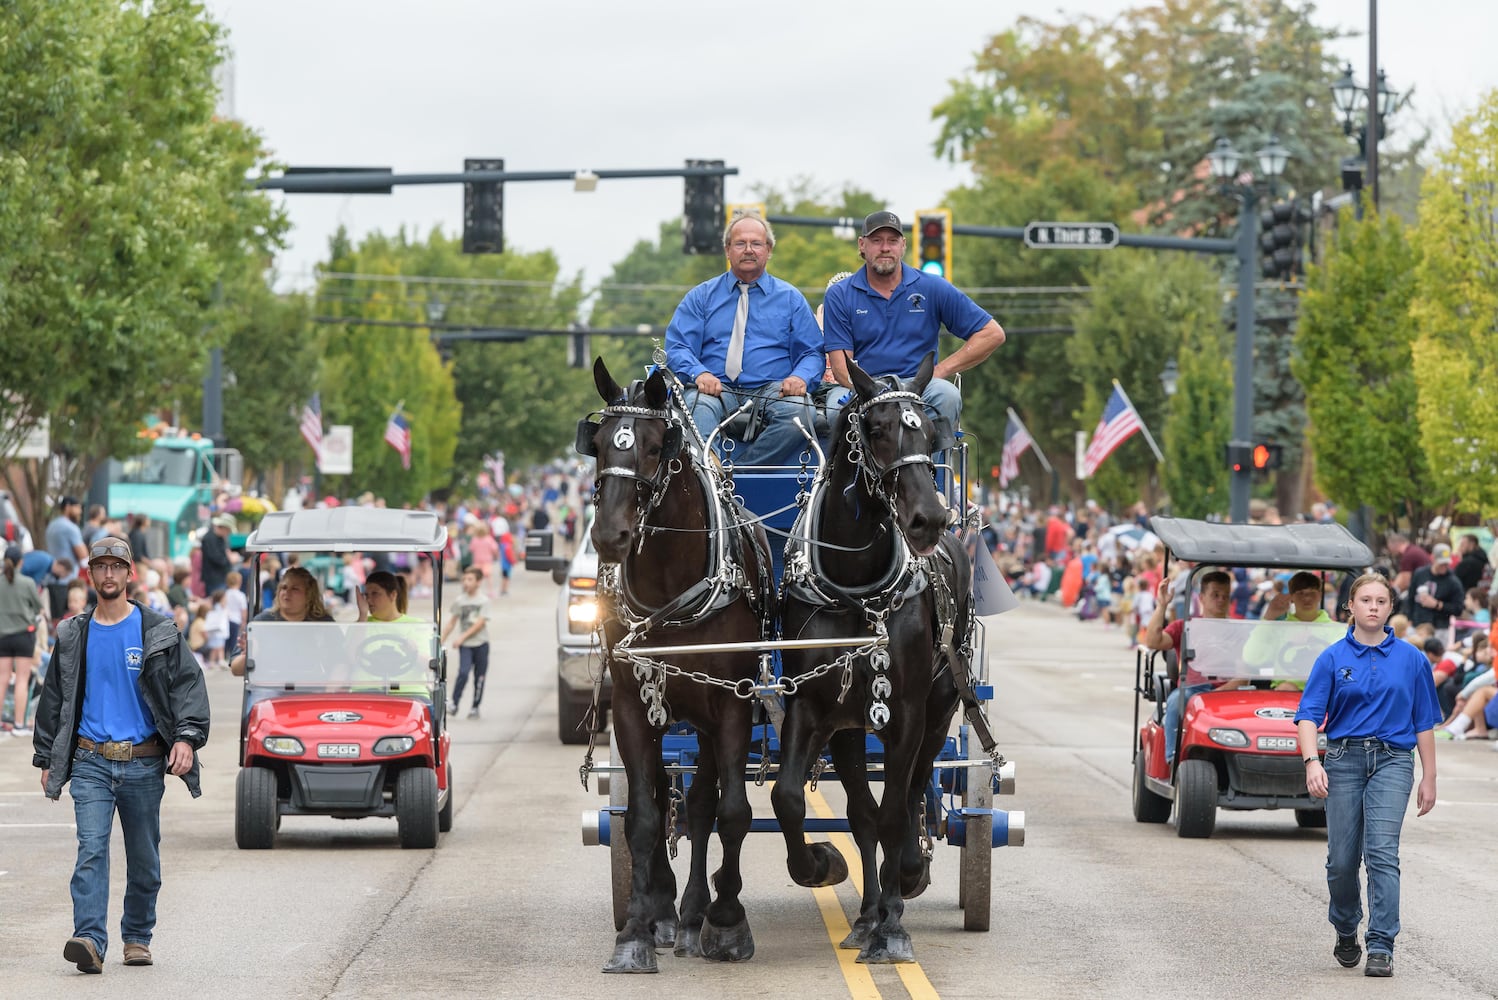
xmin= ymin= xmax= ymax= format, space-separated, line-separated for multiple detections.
xmin=920 ymin=260 xmax=945 ymax=276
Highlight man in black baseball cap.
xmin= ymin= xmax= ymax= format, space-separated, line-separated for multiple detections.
xmin=823 ymin=209 xmax=1007 ymax=433
xmin=861 ymin=210 xmax=903 ymax=238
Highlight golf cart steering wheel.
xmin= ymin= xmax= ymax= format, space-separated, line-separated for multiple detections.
xmin=353 ymin=632 xmax=423 ymax=683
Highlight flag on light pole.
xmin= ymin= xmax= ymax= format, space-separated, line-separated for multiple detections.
xmin=384 ymin=410 xmax=412 ymax=470
xmin=999 ymin=412 xmax=1035 ymax=488
xmin=1082 ymin=384 xmax=1147 ymax=478
xmin=299 ymin=394 xmax=323 ymax=468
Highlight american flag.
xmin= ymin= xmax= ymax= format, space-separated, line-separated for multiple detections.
xmin=1082 ymin=385 xmax=1143 ymax=478
xmin=384 ymin=410 xmax=412 ymax=470
xmin=299 ymin=394 xmax=323 ymax=465
xmin=999 ymin=413 xmax=1033 ymax=488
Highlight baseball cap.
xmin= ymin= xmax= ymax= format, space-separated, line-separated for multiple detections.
xmin=862 ymin=211 xmax=904 ymax=238
xmin=1432 ymin=543 xmax=1453 ymax=564
xmin=4 ymin=544 xmax=22 ymax=564
xmin=60 ymin=495 xmax=81 ymax=508
xmin=212 ymin=513 xmax=236 ymax=530
xmin=87 ymin=536 xmax=133 ymax=565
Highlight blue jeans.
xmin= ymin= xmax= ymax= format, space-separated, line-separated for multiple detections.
xmin=1324 ymin=738 xmax=1414 ymax=956
xmin=685 ymin=385 xmax=815 ymax=467
xmin=1164 ymin=682 xmax=1212 ymax=762
xmin=68 ymin=748 xmax=167 ymax=957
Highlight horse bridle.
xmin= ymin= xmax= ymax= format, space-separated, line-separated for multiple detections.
xmin=578 ymin=404 xmax=684 ymax=522
xmin=847 ymin=388 xmax=936 ymax=508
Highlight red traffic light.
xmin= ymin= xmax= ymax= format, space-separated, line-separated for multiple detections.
xmin=922 ymin=220 xmax=943 ymax=239
xmin=1252 ymin=444 xmax=1270 ymax=469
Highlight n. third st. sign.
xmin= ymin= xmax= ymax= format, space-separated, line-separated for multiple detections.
xmin=1023 ymin=222 xmax=1120 ymax=249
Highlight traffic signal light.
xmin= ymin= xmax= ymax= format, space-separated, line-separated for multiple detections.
xmin=463 ymin=158 xmax=504 ymax=254
xmin=683 ymin=159 xmax=725 ymax=255
xmin=1259 ymin=199 xmax=1309 ymax=280
xmin=1252 ymin=443 xmax=1284 ymax=470
xmin=914 ymin=209 xmax=951 ymax=280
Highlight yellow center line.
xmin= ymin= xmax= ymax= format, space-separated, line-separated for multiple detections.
xmin=804 ymin=784 xmax=942 ymax=1000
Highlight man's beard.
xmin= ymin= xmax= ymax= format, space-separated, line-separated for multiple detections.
xmin=869 ymin=256 xmax=899 ymax=276
xmin=95 ymin=579 xmax=125 ymax=600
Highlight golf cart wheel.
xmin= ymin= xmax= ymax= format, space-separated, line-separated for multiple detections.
xmin=1294 ymin=808 xmax=1327 ymax=829
xmin=235 ymin=766 xmax=278 ymax=850
xmin=1174 ymin=759 xmax=1217 ymax=839
xmin=396 ymin=767 xmax=440 ymax=849
xmin=608 ymin=727 xmax=631 ymax=931
xmin=960 ymin=770 xmax=992 ymax=931
xmin=1132 ymin=751 xmax=1171 ymax=824
xmin=438 ymin=763 xmax=454 ymax=833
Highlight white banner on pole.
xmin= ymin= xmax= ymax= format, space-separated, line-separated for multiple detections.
xmin=17 ymin=418 xmax=49 ymax=459
xmin=320 ymin=424 xmax=354 ymax=475
xmin=973 ymin=538 xmax=1020 ymax=617
xmin=1075 ymin=430 xmax=1087 ymax=482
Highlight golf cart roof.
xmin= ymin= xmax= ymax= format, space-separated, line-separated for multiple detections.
xmin=1149 ymin=516 xmax=1373 ymax=571
xmin=245 ymin=508 xmax=445 ymax=553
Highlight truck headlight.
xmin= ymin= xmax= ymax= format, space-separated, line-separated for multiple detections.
xmin=263 ymin=736 xmax=304 ymax=756
xmin=568 ymin=597 xmax=599 ymax=633
xmin=373 ymin=736 xmax=415 ymax=756
xmin=1208 ymin=728 xmax=1249 ymax=748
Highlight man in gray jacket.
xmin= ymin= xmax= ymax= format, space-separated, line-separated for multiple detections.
xmin=32 ymin=536 xmax=210 ymax=974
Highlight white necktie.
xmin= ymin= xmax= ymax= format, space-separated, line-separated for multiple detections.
xmin=726 ymin=280 xmax=751 ymax=381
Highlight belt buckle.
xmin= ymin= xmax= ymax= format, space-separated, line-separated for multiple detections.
xmin=102 ymin=740 xmax=133 ymax=762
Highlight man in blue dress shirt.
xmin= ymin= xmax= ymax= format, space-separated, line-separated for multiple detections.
xmin=665 ymin=214 xmax=824 ymax=466
xmin=822 ymin=211 xmax=1006 ymax=429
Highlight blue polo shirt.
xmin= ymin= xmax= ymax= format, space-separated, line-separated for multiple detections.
xmin=664 ymin=270 xmax=824 ymax=388
xmin=822 ymin=263 xmax=993 ymax=378
xmin=78 ymin=606 xmax=157 ymax=744
xmin=1294 ymin=625 xmax=1442 ymax=750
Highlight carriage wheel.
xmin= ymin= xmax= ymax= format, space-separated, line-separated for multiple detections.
xmin=960 ymin=767 xmax=992 ymax=932
xmin=608 ymin=728 xmax=632 ymax=931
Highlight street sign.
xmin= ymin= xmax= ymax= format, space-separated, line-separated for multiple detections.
xmin=320 ymin=425 xmax=353 ymax=475
xmin=1023 ymin=222 xmax=1120 ymax=250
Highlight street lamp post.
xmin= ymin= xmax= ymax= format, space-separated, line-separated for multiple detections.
xmin=1330 ymin=61 xmax=1399 ymax=217
xmin=1206 ymin=135 xmax=1292 ymax=524
xmin=1158 ymin=358 xmax=1179 ymax=398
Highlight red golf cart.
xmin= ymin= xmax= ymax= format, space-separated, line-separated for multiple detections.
xmin=234 ymin=508 xmax=453 ymax=849
xmin=1132 ymin=517 xmax=1373 ymax=838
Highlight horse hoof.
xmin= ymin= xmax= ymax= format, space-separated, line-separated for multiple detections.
xmin=901 ymin=858 xmax=931 ymax=900
xmin=839 ymin=917 xmax=875 ymax=950
xmin=673 ymin=923 xmax=702 ymax=959
xmin=857 ymin=931 xmax=915 ymax=965
xmin=652 ymin=915 xmax=678 ymax=951
xmin=700 ymin=916 xmax=755 ymax=962
xmin=793 ymin=842 xmax=849 ymax=888
xmin=603 ymin=939 xmax=659 ymax=974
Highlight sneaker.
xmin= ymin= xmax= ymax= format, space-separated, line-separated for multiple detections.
xmin=447 ymin=701 xmax=459 ymax=716
xmin=122 ymin=942 xmax=152 ymax=966
xmin=1434 ymin=729 xmax=1453 ymax=740
xmin=10 ymin=727 xmax=31 ymax=737
xmin=1365 ymin=951 xmax=1392 ymax=977
xmin=1334 ymin=934 xmax=1361 ymax=968
xmin=467 ymin=707 xmax=480 ymax=719
xmin=64 ymin=937 xmax=103 ymax=974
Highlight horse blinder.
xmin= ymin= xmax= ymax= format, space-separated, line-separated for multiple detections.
xmin=575 ymin=418 xmax=602 ymax=457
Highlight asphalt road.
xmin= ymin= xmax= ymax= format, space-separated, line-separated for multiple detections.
xmin=2 ymin=569 xmax=1495 ymax=999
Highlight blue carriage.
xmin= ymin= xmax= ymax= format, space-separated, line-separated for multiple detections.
xmin=569 ymin=357 xmax=1025 ymax=970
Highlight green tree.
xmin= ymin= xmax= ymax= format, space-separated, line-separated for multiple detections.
xmin=316 ymin=227 xmax=586 ymax=491
xmin=1161 ymin=314 xmax=1233 ymax=519
xmin=1409 ymin=90 xmax=1498 ymax=517
xmin=1294 ymin=203 xmax=1432 ymax=523
xmin=0 ymin=0 xmax=286 ymax=528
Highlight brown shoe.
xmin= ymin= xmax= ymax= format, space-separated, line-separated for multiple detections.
xmin=123 ymin=942 xmax=153 ymax=966
xmin=63 ymin=937 xmax=103 ymax=974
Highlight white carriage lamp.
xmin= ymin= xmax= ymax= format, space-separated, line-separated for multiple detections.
xmin=573 ymin=169 xmax=599 ymax=193
xmin=1206 ymin=137 xmax=1242 ymax=182
xmin=1330 ymin=63 xmax=1364 ymax=133
xmin=1159 ymin=358 xmax=1180 ymax=398
xmin=1255 ymin=134 xmax=1291 ymax=181
xmin=1376 ymin=70 xmax=1400 ymax=121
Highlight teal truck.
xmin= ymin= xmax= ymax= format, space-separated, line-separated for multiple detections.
xmin=107 ymin=434 xmax=243 ymax=562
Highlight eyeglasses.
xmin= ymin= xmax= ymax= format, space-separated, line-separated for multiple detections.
xmin=729 ymin=240 xmax=768 ymax=252
xmin=90 ymin=561 xmax=131 ymax=575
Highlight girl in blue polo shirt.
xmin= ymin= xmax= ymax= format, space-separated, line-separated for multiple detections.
xmin=1295 ymin=572 xmax=1441 ymax=979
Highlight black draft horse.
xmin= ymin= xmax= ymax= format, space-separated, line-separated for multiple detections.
xmin=770 ymin=352 xmax=973 ymax=964
xmin=584 ymin=359 xmax=773 ymax=974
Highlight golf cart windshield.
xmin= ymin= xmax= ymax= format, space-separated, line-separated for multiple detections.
xmin=1183 ymin=618 xmax=1347 ymax=684
xmin=245 ymin=621 xmax=437 ymax=693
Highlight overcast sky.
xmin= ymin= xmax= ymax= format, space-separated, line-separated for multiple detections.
xmin=204 ymin=0 xmax=1498 ymax=292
